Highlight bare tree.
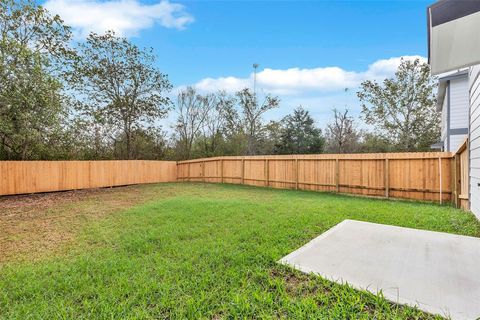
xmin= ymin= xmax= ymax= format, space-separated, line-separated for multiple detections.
xmin=175 ymin=87 xmax=216 ymax=159
xmin=200 ymin=91 xmax=233 ymax=156
xmin=234 ymin=88 xmax=279 ymax=155
xmin=325 ymin=109 xmax=360 ymax=153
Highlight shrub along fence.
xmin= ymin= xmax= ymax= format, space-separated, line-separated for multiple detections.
xmin=0 ymin=160 xmax=177 ymax=196
xmin=177 ymin=152 xmax=456 ymax=204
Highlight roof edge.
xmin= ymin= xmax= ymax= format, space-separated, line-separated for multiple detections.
xmin=438 ymin=69 xmax=469 ymax=82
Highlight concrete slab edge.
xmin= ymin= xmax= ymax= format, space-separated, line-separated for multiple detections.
xmin=276 ymin=219 xmax=471 ymax=320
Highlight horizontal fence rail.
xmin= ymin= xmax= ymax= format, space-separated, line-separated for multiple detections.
xmin=0 ymin=160 xmax=177 ymax=196
xmin=177 ymin=152 xmax=455 ymax=204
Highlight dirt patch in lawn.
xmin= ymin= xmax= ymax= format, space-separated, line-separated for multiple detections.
xmin=0 ymin=184 xmax=175 ymax=263
xmin=271 ymin=267 xmax=433 ymax=318
xmin=270 ymin=267 xmax=331 ymax=298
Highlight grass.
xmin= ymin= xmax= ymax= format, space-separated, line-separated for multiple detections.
xmin=1 ymin=183 xmax=479 ymax=319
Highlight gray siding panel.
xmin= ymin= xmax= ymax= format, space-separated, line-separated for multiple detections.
xmin=449 ymin=78 xmax=470 ymax=129
xmin=469 ymin=65 xmax=480 ymax=220
xmin=469 ymin=146 xmax=480 ymax=161
xmin=470 ymin=114 xmax=480 ymax=134
xmin=472 ymin=80 xmax=480 ymax=109
xmin=469 ymin=135 xmax=480 ymax=151
xmin=469 ymin=99 xmax=480 ymax=124
xmin=440 ymin=76 xmax=469 ymax=151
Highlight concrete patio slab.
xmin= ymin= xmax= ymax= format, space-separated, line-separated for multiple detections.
xmin=279 ymin=220 xmax=480 ymax=320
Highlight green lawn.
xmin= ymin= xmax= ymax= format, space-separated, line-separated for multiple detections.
xmin=1 ymin=183 xmax=479 ymax=319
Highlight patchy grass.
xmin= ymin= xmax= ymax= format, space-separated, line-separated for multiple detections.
xmin=0 ymin=184 xmax=179 ymax=263
xmin=1 ymin=183 xmax=479 ymax=319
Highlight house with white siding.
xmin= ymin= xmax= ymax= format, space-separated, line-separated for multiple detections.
xmin=468 ymin=65 xmax=480 ymax=217
xmin=428 ymin=0 xmax=480 ymax=219
xmin=435 ymin=70 xmax=469 ymax=152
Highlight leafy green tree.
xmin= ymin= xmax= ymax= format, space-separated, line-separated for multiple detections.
xmin=70 ymin=31 xmax=172 ymax=159
xmin=261 ymin=120 xmax=282 ymax=154
xmin=66 ymin=118 xmax=118 ymax=160
xmin=0 ymin=45 xmax=66 ymax=159
xmin=358 ymin=132 xmax=395 ymax=153
xmin=357 ymin=58 xmax=439 ymax=151
xmin=113 ymin=128 xmax=169 ymax=160
xmin=0 ymin=0 xmax=74 ymax=72
xmin=274 ymin=106 xmax=325 ymax=154
xmin=0 ymin=0 xmax=73 ymax=159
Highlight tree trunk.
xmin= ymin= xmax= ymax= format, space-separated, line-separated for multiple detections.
xmin=125 ymin=129 xmax=132 ymax=160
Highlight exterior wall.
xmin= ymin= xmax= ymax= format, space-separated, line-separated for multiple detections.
xmin=441 ymin=89 xmax=448 ymax=142
xmin=450 ymin=134 xmax=467 ymax=152
xmin=440 ymin=76 xmax=469 ymax=152
xmin=469 ymin=65 xmax=480 ymax=219
xmin=449 ymin=78 xmax=470 ymax=130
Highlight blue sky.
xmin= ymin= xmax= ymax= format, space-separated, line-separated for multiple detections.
xmin=143 ymin=0 xmax=430 ymax=83
xmin=42 ymin=0 xmax=432 ymax=126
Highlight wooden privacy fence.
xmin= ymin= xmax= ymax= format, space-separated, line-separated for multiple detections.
xmin=177 ymin=152 xmax=456 ymax=204
xmin=0 ymin=151 xmax=469 ymax=206
xmin=452 ymin=139 xmax=469 ymax=210
xmin=0 ymin=160 xmax=177 ymax=196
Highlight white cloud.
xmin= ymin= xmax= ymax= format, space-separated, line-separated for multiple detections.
xmin=257 ymin=67 xmax=358 ymax=95
xmin=178 ymin=55 xmax=427 ymax=127
xmin=44 ymin=0 xmax=194 ymax=37
xmin=195 ymin=77 xmax=250 ymax=93
xmin=363 ymin=55 xmax=427 ymax=80
xmin=188 ymin=55 xmax=426 ymax=96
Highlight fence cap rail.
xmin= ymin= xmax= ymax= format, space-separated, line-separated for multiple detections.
xmin=454 ymin=138 xmax=468 ymax=155
xmin=0 ymin=160 xmax=177 ymax=164
xmin=177 ymin=152 xmax=454 ymax=164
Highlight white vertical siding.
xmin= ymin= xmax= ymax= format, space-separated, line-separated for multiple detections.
xmin=450 ymin=134 xmax=467 ymax=152
xmin=469 ymin=65 xmax=480 ymax=219
xmin=449 ymin=77 xmax=470 ymax=129
xmin=441 ymin=90 xmax=448 ymax=141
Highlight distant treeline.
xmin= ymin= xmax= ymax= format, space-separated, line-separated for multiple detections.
xmin=0 ymin=1 xmax=440 ymax=161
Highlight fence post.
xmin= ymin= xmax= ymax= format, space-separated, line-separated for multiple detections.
xmin=175 ymin=161 xmax=179 ymax=182
xmin=241 ymin=158 xmax=245 ymax=185
xmin=335 ymin=158 xmax=339 ymax=192
xmin=265 ymin=159 xmax=269 ymax=187
xmin=220 ymin=159 xmax=224 ymax=183
xmin=455 ymin=154 xmax=461 ymax=208
xmin=295 ymin=158 xmax=299 ymax=190
xmin=187 ymin=162 xmax=190 ymax=182
xmin=439 ymin=156 xmax=443 ymax=205
xmin=263 ymin=158 xmax=268 ymax=187
xmin=202 ymin=160 xmax=205 ymax=183
xmin=359 ymin=158 xmax=363 ymax=192
xmin=385 ymin=158 xmax=389 ymax=198
xmin=452 ymin=155 xmax=457 ymax=207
